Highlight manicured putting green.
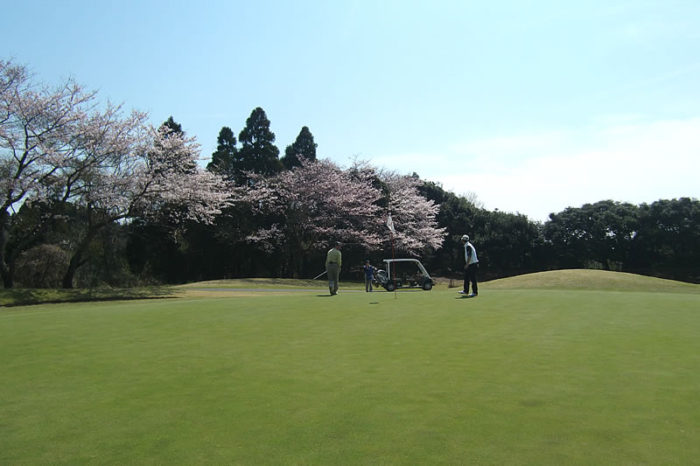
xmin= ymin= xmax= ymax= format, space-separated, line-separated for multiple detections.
xmin=2 ymin=272 xmax=699 ymax=464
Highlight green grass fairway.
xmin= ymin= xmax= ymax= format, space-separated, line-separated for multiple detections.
xmin=2 ymin=272 xmax=699 ymax=464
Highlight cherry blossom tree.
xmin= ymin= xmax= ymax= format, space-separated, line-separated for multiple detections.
xmin=1 ymin=59 xmax=97 ymax=287
xmin=375 ymin=170 xmax=447 ymax=255
xmin=239 ymin=158 xmax=446 ymax=277
xmin=240 ymin=157 xmax=384 ymax=276
xmin=55 ymin=120 xmax=231 ymax=288
xmin=1 ymin=60 xmax=232 ymax=288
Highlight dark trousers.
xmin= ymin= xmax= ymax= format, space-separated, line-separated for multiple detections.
xmin=464 ymin=263 xmax=479 ymax=294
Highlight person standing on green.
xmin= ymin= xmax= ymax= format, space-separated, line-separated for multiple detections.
xmin=325 ymin=242 xmax=342 ymax=295
xmin=459 ymin=234 xmax=479 ymax=297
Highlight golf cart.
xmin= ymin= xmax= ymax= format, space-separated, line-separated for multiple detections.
xmin=374 ymin=258 xmax=434 ymax=291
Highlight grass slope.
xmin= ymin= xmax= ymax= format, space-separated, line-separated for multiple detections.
xmin=486 ymin=269 xmax=700 ymax=293
xmin=1 ymin=271 xmax=699 ymax=464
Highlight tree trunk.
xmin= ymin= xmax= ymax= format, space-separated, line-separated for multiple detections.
xmin=62 ymin=254 xmax=81 ymax=289
xmin=61 ymin=227 xmax=99 ymax=289
xmin=0 ymin=210 xmax=13 ymax=288
xmin=1 ymin=265 xmax=12 ymax=289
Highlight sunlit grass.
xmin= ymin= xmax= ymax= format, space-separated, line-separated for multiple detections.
xmin=487 ymin=269 xmax=700 ymax=293
xmin=1 ymin=271 xmax=699 ymax=464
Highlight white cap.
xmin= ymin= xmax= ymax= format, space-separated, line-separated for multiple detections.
xmin=461 ymin=234 xmax=469 ymax=242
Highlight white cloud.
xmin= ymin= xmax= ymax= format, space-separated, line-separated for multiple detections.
xmin=369 ymin=152 xmax=451 ymax=174
xmin=374 ymin=117 xmax=700 ymax=222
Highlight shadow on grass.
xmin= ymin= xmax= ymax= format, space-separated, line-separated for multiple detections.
xmin=0 ymin=286 xmax=177 ymax=308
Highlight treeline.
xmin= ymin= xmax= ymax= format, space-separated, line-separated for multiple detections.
xmin=2 ymin=59 xmax=698 ymax=288
xmin=419 ymin=187 xmax=699 ymax=283
xmin=11 ymin=178 xmax=698 ymax=288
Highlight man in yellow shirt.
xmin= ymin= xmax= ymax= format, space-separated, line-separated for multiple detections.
xmin=325 ymin=242 xmax=342 ymax=295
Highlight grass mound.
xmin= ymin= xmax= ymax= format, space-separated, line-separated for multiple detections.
xmin=485 ymin=269 xmax=700 ymax=293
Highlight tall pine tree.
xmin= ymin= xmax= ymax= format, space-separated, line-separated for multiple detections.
xmin=153 ymin=116 xmax=195 ymax=175
xmin=236 ymin=107 xmax=281 ymax=184
xmin=162 ymin=116 xmax=183 ymax=134
xmin=281 ymin=126 xmax=317 ymax=169
xmin=207 ymin=126 xmax=238 ymax=180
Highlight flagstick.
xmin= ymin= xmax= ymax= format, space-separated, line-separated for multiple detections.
xmin=387 ymin=212 xmax=397 ymax=300
xmin=391 ymin=231 xmax=397 ymax=299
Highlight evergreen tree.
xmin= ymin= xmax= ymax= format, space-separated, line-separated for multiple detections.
xmin=154 ymin=117 xmax=195 ymax=175
xmin=162 ymin=116 xmax=183 ymax=134
xmin=282 ymin=126 xmax=317 ymax=169
xmin=207 ymin=126 xmax=238 ymax=180
xmin=236 ymin=107 xmax=281 ymax=184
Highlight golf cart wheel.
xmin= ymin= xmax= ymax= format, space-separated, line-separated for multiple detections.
xmin=422 ymin=281 xmax=433 ymax=291
xmin=385 ymin=282 xmax=396 ymax=292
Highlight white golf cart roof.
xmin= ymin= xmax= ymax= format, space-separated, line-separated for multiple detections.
xmin=382 ymin=258 xmax=432 ymax=278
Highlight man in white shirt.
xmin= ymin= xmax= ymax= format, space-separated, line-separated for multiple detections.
xmin=459 ymin=234 xmax=479 ymax=297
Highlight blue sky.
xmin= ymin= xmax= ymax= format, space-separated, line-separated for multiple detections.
xmin=4 ymin=0 xmax=699 ymax=221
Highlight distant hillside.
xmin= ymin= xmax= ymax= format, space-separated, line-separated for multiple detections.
xmin=484 ymin=269 xmax=700 ymax=293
